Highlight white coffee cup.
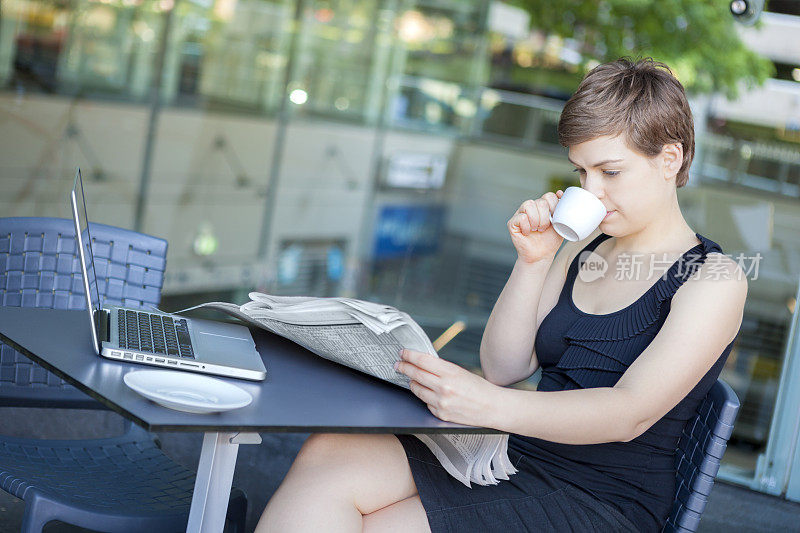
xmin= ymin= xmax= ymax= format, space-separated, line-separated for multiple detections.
xmin=548 ymin=186 xmax=607 ymax=241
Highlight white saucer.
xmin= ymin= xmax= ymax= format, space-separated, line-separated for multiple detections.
xmin=123 ymin=370 xmax=253 ymax=414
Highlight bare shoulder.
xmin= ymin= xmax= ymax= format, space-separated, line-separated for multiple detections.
xmin=671 ymin=252 xmax=748 ymax=335
xmin=687 ymin=252 xmax=749 ymax=295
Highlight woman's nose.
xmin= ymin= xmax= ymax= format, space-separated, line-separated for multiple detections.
xmin=582 ymin=174 xmax=604 ymax=199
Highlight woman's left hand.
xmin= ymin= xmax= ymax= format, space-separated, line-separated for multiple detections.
xmin=394 ymin=349 xmax=501 ymax=427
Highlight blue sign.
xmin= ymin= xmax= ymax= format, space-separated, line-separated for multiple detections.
xmin=373 ymin=205 xmax=445 ymax=260
xmin=327 ymin=245 xmax=344 ymax=281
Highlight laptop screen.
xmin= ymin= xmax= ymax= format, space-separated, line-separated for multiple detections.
xmin=72 ymin=169 xmax=102 ymax=315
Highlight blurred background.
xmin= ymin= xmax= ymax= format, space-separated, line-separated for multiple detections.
xmin=1 ymin=0 xmax=800 ymax=512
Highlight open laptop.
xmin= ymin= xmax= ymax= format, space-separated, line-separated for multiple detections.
xmin=70 ymin=168 xmax=267 ymax=381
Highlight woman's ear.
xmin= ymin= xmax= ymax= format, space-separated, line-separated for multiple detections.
xmin=662 ymin=143 xmax=683 ymax=181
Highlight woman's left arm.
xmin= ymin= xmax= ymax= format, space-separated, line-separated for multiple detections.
xmin=395 ymin=256 xmax=748 ymax=445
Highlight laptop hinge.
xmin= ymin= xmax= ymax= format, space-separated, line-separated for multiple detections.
xmin=96 ymin=309 xmax=110 ymax=342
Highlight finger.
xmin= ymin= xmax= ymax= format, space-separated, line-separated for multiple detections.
xmin=517 ymin=199 xmax=535 ymax=215
xmin=397 ymin=361 xmax=440 ymax=389
xmin=427 ymin=404 xmax=446 ymax=421
xmin=525 ymin=200 xmax=542 ymax=231
xmin=403 ymin=351 xmax=465 ymax=383
xmin=409 ymin=380 xmax=438 ymax=406
xmin=534 ymin=199 xmax=550 ymax=231
xmin=508 ymin=215 xmax=523 ymax=236
xmin=542 ymin=197 xmax=555 ymax=231
xmin=404 ymin=349 xmax=460 ymax=377
xmin=517 ymin=213 xmax=531 ymax=235
xmin=556 ymin=189 xmax=564 ymax=198
xmin=541 ymin=191 xmax=559 ymax=212
xmin=401 ymin=349 xmax=446 ymax=375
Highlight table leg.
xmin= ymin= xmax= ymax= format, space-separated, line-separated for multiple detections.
xmin=186 ymin=431 xmax=262 ymax=533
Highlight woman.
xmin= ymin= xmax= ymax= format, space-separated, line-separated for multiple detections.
xmin=256 ymin=57 xmax=748 ymax=532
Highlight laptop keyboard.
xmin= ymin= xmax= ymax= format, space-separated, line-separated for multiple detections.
xmin=117 ymin=310 xmax=195 ymax=359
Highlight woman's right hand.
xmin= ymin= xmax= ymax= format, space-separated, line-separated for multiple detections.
xmin=507 ymin=190 xmax=564 ymax=264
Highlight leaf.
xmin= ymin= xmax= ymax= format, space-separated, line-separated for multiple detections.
xmin=512 ymin=0 xmax=774 ymax=96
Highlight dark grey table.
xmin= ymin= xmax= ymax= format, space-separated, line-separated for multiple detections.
xmin=0 ymin=307 xmax=490 ymax=533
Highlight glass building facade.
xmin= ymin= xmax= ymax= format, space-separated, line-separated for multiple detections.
xmin=2 ymin=0 xmax=800 ymax=501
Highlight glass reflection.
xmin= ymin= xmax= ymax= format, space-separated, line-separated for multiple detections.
xmin=0 ymin=0 xmax=798 ymax=496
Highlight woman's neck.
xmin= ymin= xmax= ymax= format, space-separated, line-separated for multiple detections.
xmin=608 ymin=200 xmax=699 ymax=257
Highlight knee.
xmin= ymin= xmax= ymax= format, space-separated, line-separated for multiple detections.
xmin=294 ymin=433 xmax=352 ymax=469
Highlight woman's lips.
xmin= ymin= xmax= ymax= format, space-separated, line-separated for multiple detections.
xmin=604 ymin=210 xmax=615 ymax=220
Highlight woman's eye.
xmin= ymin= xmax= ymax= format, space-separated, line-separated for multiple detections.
xmin=572 ymin=169 xmax=619 ymax=176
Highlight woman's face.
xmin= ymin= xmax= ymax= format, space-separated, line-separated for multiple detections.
xmin=567 ymin=133 xmax=679 ymax=236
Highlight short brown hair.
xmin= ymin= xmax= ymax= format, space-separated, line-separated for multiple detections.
xmin=558 ymin=57 xmax=695 ymax=188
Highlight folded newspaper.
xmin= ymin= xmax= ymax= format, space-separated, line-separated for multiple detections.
xmin=178 ymin=292 xmax=517 ymax=487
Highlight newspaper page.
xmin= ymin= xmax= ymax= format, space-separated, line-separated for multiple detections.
xmin=178 ymin=297 xmax=430 ymax=388
xmin=175 ymin=292 xmax=517 ymax=487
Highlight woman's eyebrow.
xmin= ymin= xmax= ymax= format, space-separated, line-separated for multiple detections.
xmin=568 ymin=157 xmax=624 ymax=167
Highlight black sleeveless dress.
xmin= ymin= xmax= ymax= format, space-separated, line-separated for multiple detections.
xmin=396 ymin=232 xmax=736 ymax=532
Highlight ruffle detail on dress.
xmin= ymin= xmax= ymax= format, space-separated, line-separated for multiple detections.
xmin=556 ymin=340 xmax=633 ymax=388
xmin=557 ymin=342 xmax=630 ymax=371
xmin=556 ymin=233 xmax=722 ymax=389
xmin=565 ymin=293 xmax=662 ymax=342
xmin=565 ymin=233 xmax=721 ymax=343
xmin=555 ymin=360 xmax=628 ymax=389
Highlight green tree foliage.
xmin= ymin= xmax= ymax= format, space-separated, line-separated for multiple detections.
xmin=514 ymin=0 xmax=775 ymax=98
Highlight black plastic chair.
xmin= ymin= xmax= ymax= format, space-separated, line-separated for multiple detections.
xmin=663 ymin=379 xmax=741 ymax=533
xmin=0 ymin=217 xmax=248 ymax=532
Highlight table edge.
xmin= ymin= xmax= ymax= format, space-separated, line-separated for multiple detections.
xmin=0 ymin=323 xmax=502 ymax=435
xmin=0 ymin=329 xmax=152 ymax=430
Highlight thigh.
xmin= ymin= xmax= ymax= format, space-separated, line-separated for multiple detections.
xmin=295 ymin=433 xmax=419 ymax=515
xmin=363 ymin=495 xmax=431 ymax=533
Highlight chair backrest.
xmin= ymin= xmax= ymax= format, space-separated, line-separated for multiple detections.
xmin=663 ymin=379 xmax=741 ymax=533
xmin=0 ymin=217 xmax=168 ymax=408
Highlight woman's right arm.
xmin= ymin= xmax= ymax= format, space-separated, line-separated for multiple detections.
xmin=480 ymin=190 xmax=572 ymax=386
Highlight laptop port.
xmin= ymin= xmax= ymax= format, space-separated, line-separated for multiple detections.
xmin=135 ymin=355 xmax=144 ymax=361
xmin=154 ymin=358 xmax=165 ymax=363
xmin=180 ymin=362 xmax=199 ymax=368
xmin=123 ymin=353 xmax=133 ymax=360
xmin=167 ymin=360 xmax=177 ymax=365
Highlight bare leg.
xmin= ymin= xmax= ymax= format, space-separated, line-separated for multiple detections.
xmin=255 ymin=434 xmax=428 ymax=533
xmin=363 ymin=495 xmax=431 ymax=533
